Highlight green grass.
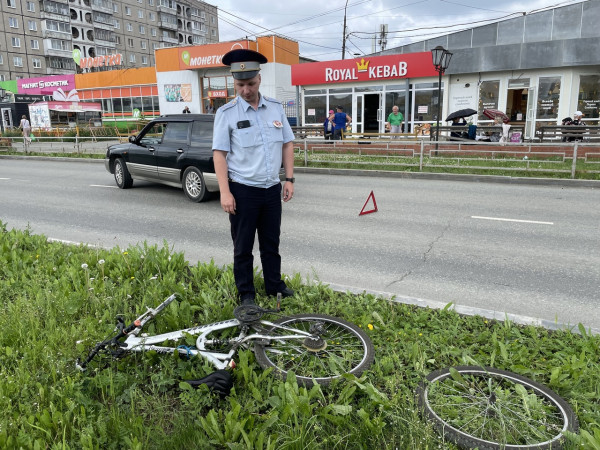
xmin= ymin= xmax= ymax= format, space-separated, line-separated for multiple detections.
xmin=1 ymin=222 xmax=600 ymax=449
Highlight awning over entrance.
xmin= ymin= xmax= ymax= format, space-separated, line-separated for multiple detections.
xmin=33 ymin=101 xmax=102 ymax=113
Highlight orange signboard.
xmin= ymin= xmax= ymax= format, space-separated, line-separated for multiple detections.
xmin=178 ymin=41 xmax=256 ymax=70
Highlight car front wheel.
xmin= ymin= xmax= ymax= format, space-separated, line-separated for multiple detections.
xmin=182 ymin=167 xmax=208 ymax=202
xmin=114 ymin=158 xmax=133 ymax=189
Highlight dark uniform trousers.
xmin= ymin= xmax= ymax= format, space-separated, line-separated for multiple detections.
xmin=228 ymin=181 xmax=286 ymax=298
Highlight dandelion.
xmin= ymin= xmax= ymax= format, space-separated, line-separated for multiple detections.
xmin=130 ymin=276 xmax=135 ymax=280
xmin=484 ymin=320 xmax=488 ymax=324
xmin=98 ymin=259 xmax=105 ymax=265
xmin=418 ymin=333 xmax=423 ymax=336
xmin=149 ymin=276 xmax=158 ymax=280
xmin=123 ymin=251 xmax=128 ymax=255
xmin=367 ymin=324 xmax=374 ymax=330
xmin=36 ymin=254 xmax=39 ymax=259
xmin=89 ymin=277 xmax=95 ymax=281
xmin=81 ymin=263 xmax=88 ymax=269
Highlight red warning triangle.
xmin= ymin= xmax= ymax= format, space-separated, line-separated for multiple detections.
xmin=359 ymin=190 xmax=378 ymax=216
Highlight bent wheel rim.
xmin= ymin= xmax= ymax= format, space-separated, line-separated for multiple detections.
xmin=424 ymin=369 xmax=571 ymax=448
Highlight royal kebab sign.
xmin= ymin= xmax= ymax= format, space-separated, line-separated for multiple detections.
xmin=291 ymin=52 xmax=438 ymax=86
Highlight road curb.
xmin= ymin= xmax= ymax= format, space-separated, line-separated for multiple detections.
xmin=326 ymin=283 xmax=600 ymax=335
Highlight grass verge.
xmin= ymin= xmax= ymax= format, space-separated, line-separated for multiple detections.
xmin=1 ymin=223 xmax=599 ymax=449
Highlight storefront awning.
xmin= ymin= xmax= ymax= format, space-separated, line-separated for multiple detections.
xmin=31 ymin=101 xmax=102 ymax=113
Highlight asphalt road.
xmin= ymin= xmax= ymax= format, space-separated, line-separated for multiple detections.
xmin=1 ymin=158 xmax=599 ymax=331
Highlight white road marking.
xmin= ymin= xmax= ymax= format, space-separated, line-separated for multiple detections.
xmin=90 ymin=184 xmax=118 ymax=188
xmin=0 ymin=178 xmax=10 ymax=180
xmin=471 ymin=216 xmax=554 ymax=225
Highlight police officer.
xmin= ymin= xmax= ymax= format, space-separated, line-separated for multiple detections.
xmin=212 ymin=49 xmax=295 ymax=305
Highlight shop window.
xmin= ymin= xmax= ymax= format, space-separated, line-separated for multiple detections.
xmin=578 ymin=75 xmax=600 ymax=121
xmin=131 ymin=96 xmax=143 ymax=114
xmin=413 ymin=83 xmax=441 ymax=123
xmin=142 ymin=96 xmax=153 ymax=114
xmin=385 ymin=91 xmax=406 ymax=126
xmin=112 ymin=98 xmax=123 ymax=113
xmin=303 ymin=95 xmax=326 ymax=125
xmin=122 ymin=97 xmax=132 ymax=115
xmin=536 ymin=77 xmax=560 ymax=120
xmin=478 ymin=80 xmax=500 ymax=120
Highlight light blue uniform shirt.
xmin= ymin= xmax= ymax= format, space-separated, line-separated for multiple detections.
xmin=212 ymin=94 xmax=294 ymax=188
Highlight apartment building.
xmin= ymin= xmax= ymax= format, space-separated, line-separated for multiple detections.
xmin=0 ymin=0 xmax=219 ymax=81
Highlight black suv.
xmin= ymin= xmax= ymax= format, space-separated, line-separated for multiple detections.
xmin=105 ymin=114 xmax=217 ymax=202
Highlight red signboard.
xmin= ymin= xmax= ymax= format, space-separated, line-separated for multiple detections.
xmin=208 ymin=90 xmax=227 ymax=98
xmin=291 ymin=52 xmax=437 ymax=86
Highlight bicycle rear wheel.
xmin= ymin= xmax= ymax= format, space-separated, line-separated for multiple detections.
xmin=416 ymin=366 xmax=578 ymax=449
xmin=254 ymin=313 xmax=374 ymax=386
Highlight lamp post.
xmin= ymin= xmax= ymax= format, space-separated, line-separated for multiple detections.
xmin=431 ymin=46 xmax=453 ymax=148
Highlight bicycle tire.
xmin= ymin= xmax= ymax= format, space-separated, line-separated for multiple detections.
xmin=416 ymin=366 xmax=579 ymax=450
xmin=253 ymin=313 xmax=374 ymax=386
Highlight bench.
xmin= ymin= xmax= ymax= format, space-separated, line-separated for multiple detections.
xmin=538 ymin=125 xmax=600 ymax=143
xmin=430 ymin=125 xmax=525 ymax=142
xmin=291 ymin=126 xmax=325 ymax=139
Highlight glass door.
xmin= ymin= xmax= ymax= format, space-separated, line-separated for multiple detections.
xmin=353 ymin=94 xmax=363 ymax=134
xmin=525 ymin=87 xmax=536 ymax=140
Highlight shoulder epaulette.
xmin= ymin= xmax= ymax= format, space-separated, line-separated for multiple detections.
xmin=220 ymin=99 xmax=238 ymax=111
xmin=263 ymin=96 xmax=281 ymax=104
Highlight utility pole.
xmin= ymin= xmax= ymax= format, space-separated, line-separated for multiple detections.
xmin=378 ymin=24 xmax=388 ymax=52
xmin=341 ymin=0 xmax=349 ymax=59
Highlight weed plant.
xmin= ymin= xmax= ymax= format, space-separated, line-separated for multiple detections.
xmin=1 ymin=222 xmax=599 ymax=449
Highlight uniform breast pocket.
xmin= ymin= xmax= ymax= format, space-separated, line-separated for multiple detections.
xmin=232 ymin=127 xmax=256 ymax=148
xmin=268 ymin=123 xmax=284 ymax=143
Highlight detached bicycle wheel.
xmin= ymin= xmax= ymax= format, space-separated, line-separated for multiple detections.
xmin=416 ymin=366 xmax=578 ymax=449
xmin=254 ymin=314 xmax=374 ymax=386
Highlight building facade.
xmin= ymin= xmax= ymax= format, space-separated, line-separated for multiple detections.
xmin=293 ymin=0 xmax=600 ymax=140
xmin=0 ymin=0 xmax=219 ymax=81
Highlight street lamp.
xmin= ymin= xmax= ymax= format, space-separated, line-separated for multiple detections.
xmin=0 ymin=88 xmax=5 ymax=101
xmin=431 ymin=46 xmax=453 ymax=148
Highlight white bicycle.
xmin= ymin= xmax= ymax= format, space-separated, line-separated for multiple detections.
xmin=77 ymin=293 xmax=375 ymax=387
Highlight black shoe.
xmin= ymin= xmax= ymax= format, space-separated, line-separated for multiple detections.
xmin=240 ymin=295 xmax=256 ymax=306
xmin=268 ymin=287 xmax=295 ymax=298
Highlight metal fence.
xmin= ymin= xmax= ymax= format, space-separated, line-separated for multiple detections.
xmin=292 ymin=139 xmax=600 ymax=179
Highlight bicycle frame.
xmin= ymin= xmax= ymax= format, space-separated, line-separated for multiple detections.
xmin=117 ymin=294 xmax=315 ymax=370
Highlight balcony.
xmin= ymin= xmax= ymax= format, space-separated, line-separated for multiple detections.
xmin=45 ymin=47 xmax=73 ymax=58
xmin=43 ymin=29 xmax=71 ymax=39
xmin=93 ymin=20 xmax=114 ymax=31
xmin=157 ymin=5 xmax=176 ymax=15
xmin=161 ymin=35 xmax=178 ymax=45
xmin=95 ymin=37 xmax=116 ymax=48
xmin=91 ymin=0 xmax=113 ymax=15
xmin=158 ymin=20 xmax=177 ymax=30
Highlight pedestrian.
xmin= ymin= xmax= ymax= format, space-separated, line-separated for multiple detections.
xmin=567 ymin=111 xmax=586 ymax=142
xmin=212 ymin=49 xmax=296 ymax=306
xmin=206 ymin=103 xmax=214 ymax=114
xmin=332 ymin=105 xmax=351 ymax=140
xmin=19 ymin=115 xmax=31 ymax=143
xmin=323 ymin=109 xmax=334 ymax=140
xmin=182 ymin=106 xmax=191 ymax=114
xmin=385 ymin=105 xmax=404 ymax=138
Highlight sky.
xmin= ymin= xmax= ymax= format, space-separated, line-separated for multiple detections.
xmin=213 ymin=0 xmax=586 ymax=61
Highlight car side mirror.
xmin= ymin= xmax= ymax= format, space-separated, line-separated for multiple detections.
xmin=128 ymin=135 xmax=136 ymax=144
